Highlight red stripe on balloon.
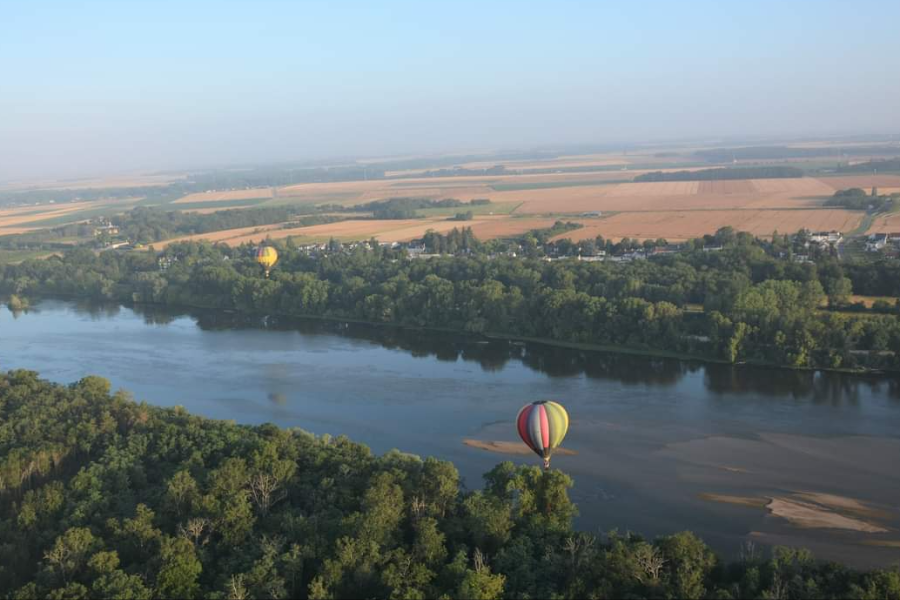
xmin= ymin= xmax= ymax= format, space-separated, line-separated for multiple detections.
xmin=539 ymin=404 xmax=550 ymax=450
xmin=517 ymin=405 xmax=536 ymax=451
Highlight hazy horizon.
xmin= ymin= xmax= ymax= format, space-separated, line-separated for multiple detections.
xmin=3 ymin=0 xmax=899 ymax=180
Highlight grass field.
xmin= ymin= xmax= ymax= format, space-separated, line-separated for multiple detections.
xmin=172 ymin=188 xmax=275 ymax=204
xmin=415 ymin=201 xmax=520 ymax=217
xmin=0 ymin=249 xmax=57 ymax=264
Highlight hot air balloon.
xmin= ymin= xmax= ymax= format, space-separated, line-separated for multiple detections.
xmin=255 ymin=245 xmax=278 ymax=277
xmin=517 ymin=400 xmax=569 ymax=470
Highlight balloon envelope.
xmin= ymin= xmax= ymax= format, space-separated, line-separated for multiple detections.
xmin=516 ymin=400 xmax=569 ymax=461
xmin=255 ymin=246 xmax=278 ymax=271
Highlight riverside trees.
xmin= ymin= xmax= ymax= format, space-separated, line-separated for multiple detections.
xmin=1 ymin=371 xmax=898 ymax=599
xmin=2 ymin=228 xmax=900 ymax=370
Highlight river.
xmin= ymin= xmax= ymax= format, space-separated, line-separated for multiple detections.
xmin=2 ymin=299 xmax=900 ymax=567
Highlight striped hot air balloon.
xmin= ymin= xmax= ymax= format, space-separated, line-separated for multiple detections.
xmin=255 ymin=246 xmax=278 ymax=277
xmin=517 ymin=400 xmax=569 ymax=470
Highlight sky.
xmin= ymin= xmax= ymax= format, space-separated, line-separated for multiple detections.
xmin=1 ymin=0 xmax=899 ymax=179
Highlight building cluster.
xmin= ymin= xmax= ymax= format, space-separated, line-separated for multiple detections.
xmin=808 ymin=231 xmax=843 ymax=248
xmin=865 ymin=233 xmax=900 ymax=255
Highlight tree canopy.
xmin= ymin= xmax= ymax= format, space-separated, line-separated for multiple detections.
xmin=1 ymin=371 xmax=898 ymax=599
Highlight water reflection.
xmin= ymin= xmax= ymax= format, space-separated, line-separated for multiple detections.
xmin=115 ymin=302 xmax=900 ymax=404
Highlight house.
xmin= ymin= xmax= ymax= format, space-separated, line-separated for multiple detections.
xmin=93 ymin=224 xmax=120 ymax=236
xmin=809 ymin=231 xmax=842 ymax=246
xmin=866 ymin=233 xmax=888 ymax=252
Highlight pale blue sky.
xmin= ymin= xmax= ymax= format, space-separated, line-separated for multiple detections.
xmin=1 ymin=0 xmax=899 ymax=178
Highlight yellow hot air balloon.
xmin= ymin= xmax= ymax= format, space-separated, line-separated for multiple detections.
xmin=255 ymin=245 xmax=278 ymax=277
xmin=516 ymin=400 xmax=569 ymax=470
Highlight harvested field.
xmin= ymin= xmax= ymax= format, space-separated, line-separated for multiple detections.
xmin=552 ymin=209 xmax=863 ymax=242
xmin=173 ymin=188 xmax=275 ymax=204
xmin=466 ymin=177 xmax=833 ymax=214
xmin=273 ymin=170 xmax=704 ymax=210
xmin=697 ymin=180 xmax=757 ymax=194
xmin=157 ymin=215 xmax=558 ymax=248
xmin=157 ymin=223 xmax=289 ymax=248
xmin=866 ymin=212 xmax=900 ymax=234
xmin=0 ymin=201 xmax=103 ymax=229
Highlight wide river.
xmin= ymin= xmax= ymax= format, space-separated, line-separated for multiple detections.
xmin=3 ymin=300 xmax=900 ymax=567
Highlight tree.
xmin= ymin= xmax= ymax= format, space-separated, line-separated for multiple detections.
xmin=155 ymin=537 xmax=201 ymax=599
xmin=44 ymin=527 xmax=99 ymax=585
xmin=457 ymin=550 xmax=505 ymax=600
xmin=656 ymin=532 xmax=716 ymax=600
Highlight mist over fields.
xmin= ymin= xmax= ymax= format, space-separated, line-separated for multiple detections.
xmin=2 ymin=1 xmax=900 ymax=180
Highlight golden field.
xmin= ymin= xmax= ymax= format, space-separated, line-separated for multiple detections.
xmin=173 ymin=188 xmax=275 ymax=203
xmin=158 ymin=216 xmax=561 ymax=247
xmin=3 ymin=145 xmax=899 ymax=247
xmin=552 ymin=209 xmax=863 ymax=243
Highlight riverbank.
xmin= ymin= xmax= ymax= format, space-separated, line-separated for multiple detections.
xmin=8 ymin=292 xmax=897 ymax=376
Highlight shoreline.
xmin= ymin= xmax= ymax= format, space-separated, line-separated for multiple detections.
xmin=9 ymin=293 xmax=898 ymax=377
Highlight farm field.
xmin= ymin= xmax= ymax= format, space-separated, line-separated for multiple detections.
xmin=0 ymin=172 xmax=182 ymax=192
xmin=4 ymin=146 xmax=900 ymax=246
xmin=172 ymin=188 xmax=275 ymax=203
xmin=551 ymin=209 xmax=863 ymax=242
xmin=867 ymin=212 xmax=900 ymax=234
xmin=158 ymin=216 xmax=560 ymax=247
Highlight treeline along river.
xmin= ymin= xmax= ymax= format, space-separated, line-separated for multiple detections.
xmin=2 ymin=299 xmax=900 ymax=567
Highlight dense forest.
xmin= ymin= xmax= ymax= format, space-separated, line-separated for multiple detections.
xmin=1 ymin=371 xmax=899 ymax=599
xmin=633 ymin=166 xmax=804 ymax=182
xmin=3 ymin=227 xmax=900 ymax=371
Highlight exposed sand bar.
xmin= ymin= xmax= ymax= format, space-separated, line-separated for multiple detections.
xmin=767 ymin=498 xmax=888 ymax=533
xmin=697 ymin=493 xmax=768 ymax=508
xmin=463 ymin=439 xmax=577 ymax=456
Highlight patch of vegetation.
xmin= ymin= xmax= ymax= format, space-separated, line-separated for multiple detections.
xmin=163 ymin=198 xmax=270 ymax=211
xmin=355 ymin=198 xmax=493 ymax=219
xmin=417 ymin=201 xmax=518 ymax=217
xmin=836 ymin=158 xmax=900 ymax=173
xmin=634 ymin=166 xmax=804 ymax=182
xmin=0 ymin=249 xmax=54 ymax=265
xmin=824 ymin=188 xmax=895 ymax=211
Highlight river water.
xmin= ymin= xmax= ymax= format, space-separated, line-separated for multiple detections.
xmin=2 ymin=299 xmax=900 ymax=567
